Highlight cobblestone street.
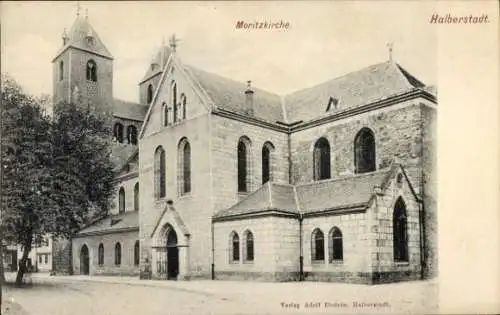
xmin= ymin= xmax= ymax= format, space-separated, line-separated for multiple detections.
xmin=2 ymin=273 xmax=438 ymax=315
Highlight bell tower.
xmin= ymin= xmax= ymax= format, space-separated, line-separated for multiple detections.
xmin=52 ymin=7 xmax=114 ymax=113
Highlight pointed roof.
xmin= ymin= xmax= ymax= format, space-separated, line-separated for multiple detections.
xmin=112 ymin=98 xmax=148 ymax=121
xmin=53 ymin=14 xmax=113 ymax=62
xmin=283 ymin=61 xmax=426 ymax=123
xmin=139 ymin=44 xmax=172 ymax=83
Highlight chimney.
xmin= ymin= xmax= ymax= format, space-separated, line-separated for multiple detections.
xmin=62 ymin=28 xmax=69 ymax=46
xmin=245 ymin=80 xmax=254 ymax=115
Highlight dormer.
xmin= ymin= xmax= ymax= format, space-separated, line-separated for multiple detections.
xmin=326 ymin=97 xmax=339 ymax=112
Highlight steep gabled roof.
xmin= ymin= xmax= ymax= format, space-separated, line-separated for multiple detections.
xmin=53 ymin=15 xmax=113 ymax=61
xmin=75 ymin=211 xmax=138 ymax=236
xmin=283 ymin=61 xmax=425 ymax=123
xmin=110 ymin=143 xmax=138 ymax=171
xmin=112 ymin=98 xmax=148 ymax=121
xmin=184 ymin=65 xmax=285 ymax=123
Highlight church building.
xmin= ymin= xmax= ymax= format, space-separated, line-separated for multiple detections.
xmin=54 ymin=10 xmax=437 ymax=284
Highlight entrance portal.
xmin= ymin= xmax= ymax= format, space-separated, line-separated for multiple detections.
xmin=166 ymin=228 xmax=179 ymax=280
xmin=80 ymin=245 xmax=89 ymax=275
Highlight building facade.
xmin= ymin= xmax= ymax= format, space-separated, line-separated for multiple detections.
xmin=55 ymin=11 xmax=437 ymax=284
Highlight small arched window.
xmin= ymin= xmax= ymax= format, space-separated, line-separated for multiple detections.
xmin=313 ymin=138 xmax=331 ymax=180
xmin=262 ymin=142 xmax=275 ymax=184
xmin=98 ymin=243 xmax=104 ymax=266
xmin=154 ymin=146 xmax=166 ymax=199
xmin=171 ymin=82 xmax=177 ymax=121
xmin=114 ymin=242 xmax=121 ymax=265
xmin=230 ymin=232 xmax=240 ymax=262
xmin=127 ymin=125 xmax=138 ymax=145
xmin=329 ymin=227 xmax=343 ymax=262
xmin=163 ymin=102 xmax=169 ymax=127
xmin=113 ymin=123 xmax=124 ymax=143
xmin=178 ymin=138 xmax=191 ymax=195
xmin=244 ymin=230 xmax=254 ymax=262
xmin=86 ymin=59 xmax=97 ymax=82
xmin=354 ymin=128 xmax=376 ymax=174
xmin=393 ymin=197 xmax=409 ymax=262
xmin=147 ymin=84 xmax=154 ymax=104
xmin=134 ymin=240 xmax=140 ymax=266
xmin=134 ymin=183 xmax=139 ymax=212
xmin=181 ymin=94 xmax=187 ymax=120
xmin=118 ymin=187 xmax=125 ymax=213
xmin=237 ymin=137 xmax=252 ymax=192
xmin=59 ymin=61 xmax=64 ymax=81
xmin=311 ymin=228 xmax=325 ymax=262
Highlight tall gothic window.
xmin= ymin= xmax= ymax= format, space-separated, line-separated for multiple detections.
xmin=178 ymin=138 xmax=191 ymax=195
xmin=127 ymin=125 xmax=138 ymax=145
xmin=329 ymin=227 xmax=343 ymax=261
xmin=163 ymin=102 xmax=169 ymax=127
xmin=230 ymin=231 xmax=240 ymax=262
xmin=311 ymin=228 xmax=325 ymax=262
xmin=59 ymin=61 xmax=64 ymax=81
xmin=244 ymin=230 xmax=254 ymax=262
xmin=147 ymin=84 xmax=154 ymax=104
xmin=118 ymin=187 xmax=125 ymax=214
xmin=86 ymin=59 xmax=97 ymax=82
xmin=154 ymin=146 xmax=166 ymax=199
xmin=134 ymin=241 xmax=140 ymax=266
xmin=114 ymin=123 xmax=124 ymax=143
xmin=237 ymin=137 xmax=251 ymax=193
xmin=171 ymin=81 xmax=177 ymax=122
xmin=114 ymin=242 xmax=121 ymax=265
xmin=262 ymin=142 xmax=274 ymax=184
xmin=354 ymin=128 xmax=376 ymax=174
xmin=98 ymin=243 xmax=104 ymax=266
xmin=313 ymin=137 xmax=331 ymax=180
xmin=393 ymin=197 xmax=409 ymax=262
xmin=134 ymin=183 xmax=139 ymax=212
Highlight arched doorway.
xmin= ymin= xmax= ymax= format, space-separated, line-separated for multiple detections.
xmin=80 ymin=245 xmax=90 ymax=275
xmin=166 ymin=228 xmax=179 ymax=280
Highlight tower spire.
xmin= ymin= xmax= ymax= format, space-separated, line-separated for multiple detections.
xmin=76 ymin=1 xmax=81 ymax=17
xmin=169 ymin=34 xmax=180 ymax=53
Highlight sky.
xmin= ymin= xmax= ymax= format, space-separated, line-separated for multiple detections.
xmin=1 ymin=1 xmax=437 ymax=103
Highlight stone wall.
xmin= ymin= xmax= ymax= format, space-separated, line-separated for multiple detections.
xmin=210 ymin=115 xmax=289 ymax=213
xmin=112 ymin=174 xmax=140 ymax=216
xmin=52 ymin=237 xmax=72 ymax=275
xmin=290 ymin=100 xmax=426 ymax=189
xmin=72 ymin=230 xmax=139 ymax=276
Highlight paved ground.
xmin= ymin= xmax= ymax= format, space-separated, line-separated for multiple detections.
xmin=2 ymin=272 xmax=438 ymax=315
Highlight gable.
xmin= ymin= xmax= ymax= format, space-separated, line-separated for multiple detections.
xmin=140 ymin=55 xmax=212 ymax=138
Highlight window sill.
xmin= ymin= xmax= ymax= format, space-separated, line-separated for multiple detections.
xmin=229 ymin=260 xmax=240 ymax=265
xmin=179 ymin=192 xmax=192 ymax=199
xmin=329 ymin=260 xmax=344 ymax=265
xmin=311 ymin=260 xmax=326 ymax=265
xmin=243 ymin=260 xmax=254 ymax=265
xmin=394 ymin=261 xmax=410 ymax=266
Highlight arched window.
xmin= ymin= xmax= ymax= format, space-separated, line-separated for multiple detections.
xmin=154 ymin=146 xmax=166 ymax=199
xmin=127 ymin=125 xmax=138 ymax=145
xmin=237 ymin=137 xmax=251 ymax=192
xmin=230 ymin=232 xmax=240 ymax=262
xmin=98 ymin=243 xmax=104 ymax=266
xmin=163 ymin=102 xmax=169 ymax=127
xmin=147 ymin=84 xmax=154 ymax=104
xmin=134 ymin=183 xmax=139 ymax=212
xmin=354 ymin=128 xmax=376 ymax=174
xmin=114 ymin=242 xmax=121 ymax=265
xmin=113 ymin=123 xmax=124 ymax=143
xmin=178 ymin=138 xmax=191 ymax=195
xmin=311 ymin=228 xmax=325 ymax=262
xmin=118 ymin=187 xmax=125 ymax=213
xmin=59 ymin=61 xmax=64 ymax=81
xmin=171 ymin=81 xmax=177 ymax=122
xmin=313 ymin=137 xmax=331 ymax=180
xmin=244 ymin=230 xmax=254 ymax=262
xmin=86 ymin=59 xmax=97 ymax=82
xmin=134 ymin=240 xmax=140 ymax=266
xmin=181 ymin=94 xmax=187 ymax=120
xmin=262 ymin=142 xmax=274 ymax=184
xmin=329 ymin=227 xmax=343 ymax=262
xmin=393 ymin=197 xmax=409 ymax=262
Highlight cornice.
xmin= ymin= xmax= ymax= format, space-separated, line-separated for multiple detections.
xmin=52 ymin=45 xmax=114 ymax=62
xmin=73 ymin=226 xmax=139 ymax=238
